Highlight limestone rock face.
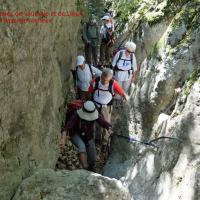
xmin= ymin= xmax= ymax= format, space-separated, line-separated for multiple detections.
xmin=104 ymin=1 xmax=200 ymax=199
xmin=0 ymin=1 xmax=80 ymax=199
xmin=13 ymin=169 xmax=131 ymax=200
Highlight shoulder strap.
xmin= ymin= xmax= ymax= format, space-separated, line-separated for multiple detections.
xmin=94 ymin=76 xmax=100 ymax=92
xmin=130 ymin=53 xmax=133 ymax=70
xmin=88 ymin=64 xmax=93 ymax=77
xmin=75 ymin=66 xmax=79 ymax=80
xmin=116 ymin=51 xmax=123 ymax=65
xmin=108 ymin=79 xmax=114 ymax=95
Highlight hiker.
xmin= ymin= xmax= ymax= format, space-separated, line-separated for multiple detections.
xmin=59 ymin=101 xmax=112 ymax=171
xmin=82 ymin=16 xmax=99 ymax=67
xmin=89 ymin=68 xmax=129 ymax=152
xmin=112 ymin=41 xmax=138 ymax=99
xmin=104 ymin=11 xmax=114 ymax=31
xmin=99 ymin=15 xmax=115 ymax=67
xmin=74 ymin=55 xmax=101 ymax=101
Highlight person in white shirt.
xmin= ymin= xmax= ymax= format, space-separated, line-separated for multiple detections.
xmin=75 ymin=55 xmax=102 ymax=101
xmin=112 ymin=41 xmax=138 ymax=99
xmin=99 ymin=16 xmax=115 ymax=66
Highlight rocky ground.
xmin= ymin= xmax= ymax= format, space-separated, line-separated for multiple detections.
xmin=56 ymin=138 xmax=109 ymax=174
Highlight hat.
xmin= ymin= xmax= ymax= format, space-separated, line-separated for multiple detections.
xmin=125 ymin=41 xmax=136 ymax=53
xmin=101 ymin=16 xmax=110 ymax=20
xmin=76 ymin=55 xmax=85 ymax=66
xmin=77 ymin=101 xmax=98 ymax=121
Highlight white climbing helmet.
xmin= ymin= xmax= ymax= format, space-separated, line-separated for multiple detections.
xmin=125 ymin=41 xmax=136 ymax=53
xmin=101 ymin=15 xmax=110 ymax=21
xmin=76 ymin=55 xmax=85 ymax=66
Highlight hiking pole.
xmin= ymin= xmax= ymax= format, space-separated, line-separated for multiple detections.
xmin=112 ymin=133 xmax=159 ymax=148
xmin=112 ymin=133 xmax=182 ymax=149
xmin=149 ymin=136 xmax=183 ymax=144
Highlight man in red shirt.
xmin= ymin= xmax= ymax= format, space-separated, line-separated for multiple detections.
xmin=88 ymin=68 xmax=129 ymax=152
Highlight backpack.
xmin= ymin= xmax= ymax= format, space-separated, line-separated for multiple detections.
xmin=71 ymin=64 xmax=93 ymax=88
xmin=92 ymin=76 xmax=114 ymax=105
xmin=81 ymin=22 xmax=98 ymax=43
xmin=114 ymin=50 xmax=134 ymax=71
xmin=65 ymin=99 xmax=84 ymax=123
xmin=102 ymin=25 xmax=114 ymax=45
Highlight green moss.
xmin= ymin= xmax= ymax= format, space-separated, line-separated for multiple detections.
xmin=148 ymin=35 xmax=165 ymax=59
xmin=144 ymin=0 xmax=167 ymax=25
xmin=182 ymin=68 xmax=200 ymax=95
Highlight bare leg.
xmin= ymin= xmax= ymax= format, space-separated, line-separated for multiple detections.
xmin=78 ymin=152 xmax=88 ymax=169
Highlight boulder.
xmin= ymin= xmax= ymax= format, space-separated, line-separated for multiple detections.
xmin=13 ymin=169 xmax=131 ymax=200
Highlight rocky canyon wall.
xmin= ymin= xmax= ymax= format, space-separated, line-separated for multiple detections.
xmin=0 ymin=0 xmax=81 ymax=199
xmin=104 ymin=1 xmax=200 ymax=199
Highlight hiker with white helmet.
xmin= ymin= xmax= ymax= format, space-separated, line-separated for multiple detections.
xmin=112 ymin=41 xmax=138 ymax=97
xmin=72 ymin=55 xmax=101 ymax=101
xmin=99 ymin=15 xmax=115 ymax=66
xmin=60 ymin=101 xmax=112 ymax=172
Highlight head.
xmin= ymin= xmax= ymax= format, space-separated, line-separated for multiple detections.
xmin=101 ymin=68 xmax=113 ymax=85
xmin=106 ymin=23 xmax=112 ymax=30
xmin=101 ymin=15 xmax=110 ymax=25
xmin=76 ymin=55 xmax=85 ymax=69
xmin=89 ymin=15 xmax=97 ymax=25
xmin=77 ymin=101 xmax=98 ymax=121
xmin=125 ymin=41 xmax=136 ymax=54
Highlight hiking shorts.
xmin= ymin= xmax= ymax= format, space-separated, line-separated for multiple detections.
xmin=70 ymin=134 xmax=96 ymax=163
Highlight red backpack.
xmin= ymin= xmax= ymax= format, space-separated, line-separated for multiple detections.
xmin=65 ymin=100 xmax=84 ymax=122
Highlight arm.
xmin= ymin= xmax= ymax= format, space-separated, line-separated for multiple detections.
xmin=60 ymin=113 xmax=79 ymax=149
xmin=96 ymin=114 xmax=112 ymax=130
xmin=91 ymin=66 xmax=102 ymax=77
xmin=88 ymin=79 xmax=95 ymax=93
xmin=99 ymin=26 xmax=104 ymax=39
xmin=113 ymin=80 xmax=129 ymax=101
xmin=82 ymin=23 xmax=90 ymax=43
xmin=112 ymin=51 xmax=120 ymax=68
xmin=96 ymin=26 xmax=99 ymax=43
xmin=63 ymin=113 xmax=79 ymax=131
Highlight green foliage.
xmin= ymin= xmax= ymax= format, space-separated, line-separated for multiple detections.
xmin=182 ymin=68 xmax=200 ymax=95
xmin=76 ymin=0 xmax=89 ymax=19
xmin=76 ymin=0 xmax=105 ymax=22
xmin=111 ymin=0 xmax=141 ymax=31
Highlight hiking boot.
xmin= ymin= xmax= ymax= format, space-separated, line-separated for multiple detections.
xmin=87 ymin=164 xmax=96 ymax=173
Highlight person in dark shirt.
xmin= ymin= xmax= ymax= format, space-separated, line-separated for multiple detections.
xmin=60 ymin=101 xmax=112 ymax=171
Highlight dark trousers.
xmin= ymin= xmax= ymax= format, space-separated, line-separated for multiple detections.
xmin=76 ymin=87 xmax=91 ymax=101
xmin=99 ymin=41 xmax=112 ymax=65
xmin=85 ymin=44 xmax=98 ymax=67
